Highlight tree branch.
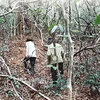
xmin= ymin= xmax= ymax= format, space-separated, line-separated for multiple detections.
xmin=34 ymin=21 xmax=44 ymax=46
xmin=74 ymin=44 xmax=100 ymax=57
xmin=0 ymin=1 xmax=20 ymax=17
xmin=0 ymin=0 xmax=38 ymax=17
xmin=0 ymin=56 xmax=23 ymax=100
xmin=0 ymin=56 xmax=51 ymax=100
xmin=0 ymin=74 xmax=51 ymax=100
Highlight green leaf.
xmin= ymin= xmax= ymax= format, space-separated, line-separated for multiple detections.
xmin=0 ymin=17 xmax=3 ymax=23
xmin=57 ymin=34 xmax=68 ymax=38
xmin=95 ymin=14 xmax=100 ymax=25
xmin=75 ymin=0 xmax=81 ymax=3
xmin=52 ymin=66 xmax=57 ymax=70
xmin=0 ymin=46 xmax=8 ymax=51
xmin=50 ymin=24 xmax=64 ymax=33
xmin=15 ymin=84 xmax=20 ymax=88
xmin=58 ymin=24 xmax=64 ymax=33
xmin=8 ymin=76 xmax=14 ymax=80
xmin=48 ymin=24 xmax=56 ymax=31
xmin=45 ymin=85 xmax=51 ymax=89
xmin=47 ymin=65 xmax=57 ymax=70
xmin=47 ymin=64 xmax=53 ymax=68
xmin=51 ymin=25 xmax=58 ymax=33
xmin=91 ymin=86 xmax=96 ymax=91
xmin=71 ymin=30 xmax=80 ymax=33
xmin=34 ymin=78 xmax=41 ymax=83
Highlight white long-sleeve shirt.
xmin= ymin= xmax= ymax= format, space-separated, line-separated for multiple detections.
xmin=26 ymin=41 xmax=36 ymax=57
xmin=47 ymin=43 xmax=64 ymax=64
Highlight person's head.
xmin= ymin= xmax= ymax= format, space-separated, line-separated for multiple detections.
xmin=48 ymin=37 xmax=53 ymax=44
xmin=26 ymin=38 xmax=33 ymax=42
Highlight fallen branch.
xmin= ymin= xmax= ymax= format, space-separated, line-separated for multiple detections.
xmin=0 ymin=74 xmax=51 ymax=100
xmin=0 ymin=56 xmax=23 ymax=100
xmin=0 ymin=56 xmax=51 ymax=100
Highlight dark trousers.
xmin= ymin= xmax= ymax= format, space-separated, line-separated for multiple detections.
xmin=24 ymin=57 xmax=36 ymax=74
xmin=51 ymin=62 xmax=63 ymax=84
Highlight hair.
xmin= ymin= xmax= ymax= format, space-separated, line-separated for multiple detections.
xmin=48 ymin=37 xmax=53 ymax=44
xmin=26 ymin=38 xmax=33 ymax=42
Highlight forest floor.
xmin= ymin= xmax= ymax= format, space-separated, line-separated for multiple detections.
xmin=0 ymin=33 xmax=99 ymax=100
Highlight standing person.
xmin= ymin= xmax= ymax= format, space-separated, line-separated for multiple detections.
xmin=47 ymin=38 xmax=64 ymax=84
xmin=47 ymin=25 xmax=64 ymax=84
xmin=24 ymin=38 xmax=36 ymax=75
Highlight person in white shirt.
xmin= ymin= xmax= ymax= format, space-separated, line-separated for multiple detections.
xmin=47 ymin=38 xmax=64 ymax=84
xmin=24 ymin=38 xmax=36 ymax=75
xmin=47 ymin=25 xmax=64 ymax=85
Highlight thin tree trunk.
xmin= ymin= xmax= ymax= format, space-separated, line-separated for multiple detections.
xmin=60 ymin=0 xmax=74 ymax=100
xmin=10 ymin=20 xmax=13 ymax=38
xmin=14 ymin=15 xmax=16 ymax=36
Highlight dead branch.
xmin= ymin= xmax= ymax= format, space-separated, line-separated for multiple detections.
xmin=0 ymin=56 xmax=51 ymax=100
xmin=0 ymin=56 xmax=23 ymax=100
xmin=0 ymin=74 xmax=51 ymax=100
xmin=74 ymin=44 xmax=100 ymax=57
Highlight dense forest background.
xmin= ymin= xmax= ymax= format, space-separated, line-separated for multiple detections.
xmin=0 ymin=0 xmax=100 ymax=100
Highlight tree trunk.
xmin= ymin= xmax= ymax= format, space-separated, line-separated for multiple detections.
xmin=16 ymin=7 xmax=23 ymax=34
xmin=60 ymin=0 xmax=74 ymax=99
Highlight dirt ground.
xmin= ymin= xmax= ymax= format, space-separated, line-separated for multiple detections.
xmin=0 ymin=33 xmax=99 ymax=100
